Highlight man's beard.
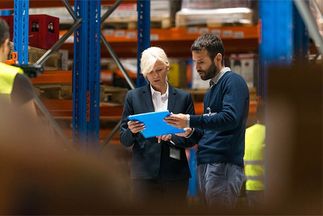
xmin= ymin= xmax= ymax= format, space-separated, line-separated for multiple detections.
xmin=198 ymin=62 xmax=218 ymax=81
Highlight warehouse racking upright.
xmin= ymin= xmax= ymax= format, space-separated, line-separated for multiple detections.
xmin=5 ymin=0 xmax=150 ymax=149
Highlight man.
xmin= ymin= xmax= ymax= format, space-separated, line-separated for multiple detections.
xmin=0 ymin=18 xmax=36 ymax=114
xmin=165 ymin=33 xmax=249 ymax=208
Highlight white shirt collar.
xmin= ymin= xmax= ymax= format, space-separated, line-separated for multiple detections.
xmin=150 ymin=83 xmax=169 ymax=111
xmin=211 ymin=67 xmax=231 ymax=85
xmin=150 ymin=82 xmax=169 ymax=99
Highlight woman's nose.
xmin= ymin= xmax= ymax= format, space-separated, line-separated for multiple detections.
xmin=151 ymin=71 xmax=158 ymax=77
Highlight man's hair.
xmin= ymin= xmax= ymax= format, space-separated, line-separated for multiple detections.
xmin=140 ymin=46 xmax=169 ymax=78
xmin=191 ymin=33 xmax=224 ymax=61
xmin=0 ymin=18 xmax=10 ymax=46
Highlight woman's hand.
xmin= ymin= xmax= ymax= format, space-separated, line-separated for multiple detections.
xmin=156 ymin=134 xmax=172 ymax=143
xmin=127 ymin=120 xmax=145 ymax=134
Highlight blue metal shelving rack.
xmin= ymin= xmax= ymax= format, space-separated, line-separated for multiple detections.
xmin=136 ymin=0 xmax=150 ymax=87
xmin=12 ymin=0 xmax=152 ymax=149
xmin=259 ymin=0 xmax=308 ymax=98
xmin=259 ymin=0 xmax=308 ymax=192
xmin=13 ymin=0 xmax=29 ymax=64
xmin=73 ymin=0 xmax=101 ymax=149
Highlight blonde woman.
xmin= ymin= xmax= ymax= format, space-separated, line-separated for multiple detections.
xmin=120 ymin=47 xmax=195 ymax=207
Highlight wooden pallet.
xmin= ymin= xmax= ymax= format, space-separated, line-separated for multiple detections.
xmin=29 ymin=46 xmax=62 ymax=70
xmin=102 ymin=16 xmax=171 ymax=29
xmin=175 ymin=9 xmax=253 ymax=28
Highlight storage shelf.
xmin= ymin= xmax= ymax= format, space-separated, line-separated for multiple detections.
xmin=31 ymin=70 xmax=113 ymax=85
xmin=61 ymin=25 xmax=259 ymax=58
xmin=0 ymin=0 xmax=136 ymax=9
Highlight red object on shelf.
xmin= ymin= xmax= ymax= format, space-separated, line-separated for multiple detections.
xmin=29 ymin=14 xmax=59 ymax=49
xmin=0 ymin=14 xmax=59 ymax=49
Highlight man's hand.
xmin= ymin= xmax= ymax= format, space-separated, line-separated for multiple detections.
xmin=175 ymin=128 xmax=193 ymax=137
xmin=127 ymin=120 xmax=145 ymax=134
xmin=164 ymin=113 xmax=189 ymax=129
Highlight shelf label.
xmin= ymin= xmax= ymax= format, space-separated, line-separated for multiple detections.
xmin=233 ymin=31 xmax=244 ymax=38
xmin=150 ymin=34 xmax=159 ymax=41
xmin=222 ymin=30 xmax=233 ymax=38
xmin=126 ymin=31 xmax=136 ymax=39
xmin=115 ymin=30 xmax=126 ymax=37
xmin=210 ymin=29 xmax=221 ymax=37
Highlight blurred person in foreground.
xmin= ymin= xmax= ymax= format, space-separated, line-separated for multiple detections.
xmin=0 ymin=101 xmax=131 ymax=215
xmin=0 ymin=18 xmax=36 ymax=115
xmin=244 ymin=100 xmax=265 ymax=209
xmin=119 ymin=47 xmax=195 ymax=207
xmin=165 ymin=33 xmax=249 ymax=209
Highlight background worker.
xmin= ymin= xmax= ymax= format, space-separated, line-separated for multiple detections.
xmin=119 ymin=47 xmax=195 ymax=207
xmin=244 ymin=100 xmax=265 ymax=209
xmin=0 ymin=18 xmax=36 ymax=115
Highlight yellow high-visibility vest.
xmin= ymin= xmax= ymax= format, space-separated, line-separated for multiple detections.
xmin=0 ymin=62 xmax=23 ymax=95
xmin=244 ymin=123 xmax=265 ymax=191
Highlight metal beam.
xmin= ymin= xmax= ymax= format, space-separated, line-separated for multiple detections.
xmin=35 ymin=19 xmax=81 ymax=66
xmin=33 ymin=95 xmax=71 ymax=148
xmin=294 ymin=0 xmax=323 ymax=55
xmin=101 ymin=120 xmax=121 ymax=148
xmin=101 ymin=33 xmax=135 ymax=90
xmin=62 ymin=0 xmax=77 ymax=21
xmin=101 ymin=0 xmax=123 ymax=23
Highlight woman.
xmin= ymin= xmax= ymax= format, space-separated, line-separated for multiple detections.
xmin=120 ymin=47 xmax=195 ymax=207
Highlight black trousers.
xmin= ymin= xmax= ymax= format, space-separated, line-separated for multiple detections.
xmin=132 ymin=178 xmax=189 ymax=208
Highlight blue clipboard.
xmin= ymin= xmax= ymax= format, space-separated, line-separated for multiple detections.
xmin=128 ymin=110 xmax=185 ymax=138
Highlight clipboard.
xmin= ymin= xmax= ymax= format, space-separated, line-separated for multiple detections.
xmin=128 ymin=110 xmax=185 ymax=138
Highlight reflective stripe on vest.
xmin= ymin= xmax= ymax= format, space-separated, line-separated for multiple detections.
xmin=0 ymin=62 xmax=23 ymax=95
xmin=244 ymin=160 xmax=263 ymax=165
xmin=246 ymin=175 xmax=264 ymax=181
xmin=244 ymin=123 xmax=266 ymax=191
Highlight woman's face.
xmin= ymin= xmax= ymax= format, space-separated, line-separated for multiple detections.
xmin=146 ymin=60 xmax=168 ymax=92
xmin=0 ymin=38 xmax=10 ymax=62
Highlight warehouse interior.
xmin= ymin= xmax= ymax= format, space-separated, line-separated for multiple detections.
xmin=0 ymin=0 xmax=322 ymax=214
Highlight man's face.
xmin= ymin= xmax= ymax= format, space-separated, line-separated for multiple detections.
xmin=0 ymin=38 xmax=10 ymax=62
xmin=192 ymin=49 xmax=218 ymax=81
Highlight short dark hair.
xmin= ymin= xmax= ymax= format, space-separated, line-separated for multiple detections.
xmin=191 ymin=33 xmax=224 ymax=61
xmin=0 ymin=18 xmax=10 ymax=46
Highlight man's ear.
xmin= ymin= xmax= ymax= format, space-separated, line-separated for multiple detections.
xmin=215 ymin=53 xmax=222 ymax=63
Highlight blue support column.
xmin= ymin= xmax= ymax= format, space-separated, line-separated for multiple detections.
xmin=13 ymin=0 xmax=29 ymax=64
xmin=136 ymin=0 xmax=150 ymax=87
xmin=259 ymin=0 xmax=308 ymax=192
xmin=73 ymin=0 xmax=101 ymax=149
xmin=187 ymin=148 xmax=198 ymax=198
xmin=259 ymin=0 xmax=308 ymax=97
xmin=293 ymin=3 xmax=308 ymax=59
xmin=0 ymin=10 xmax=13 ymax=16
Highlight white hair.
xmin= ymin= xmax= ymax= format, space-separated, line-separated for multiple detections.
xmin=140 ymin=46 xmax=169 ymax=77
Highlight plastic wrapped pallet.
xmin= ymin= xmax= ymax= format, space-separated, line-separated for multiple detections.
xmin=176 ymin=0 xmax=254 ymax=27
xmin=181 ymin=0 xmax=252 ymax=10
xmin=310 ymin=0 xmax=323 ymax=36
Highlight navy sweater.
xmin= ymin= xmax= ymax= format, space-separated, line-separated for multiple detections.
xmin=189 ymin=71 xmax=249 ymax=167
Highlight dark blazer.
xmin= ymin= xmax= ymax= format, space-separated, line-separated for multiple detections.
xmin=120 ymin=84 xmax=195 ymax=180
